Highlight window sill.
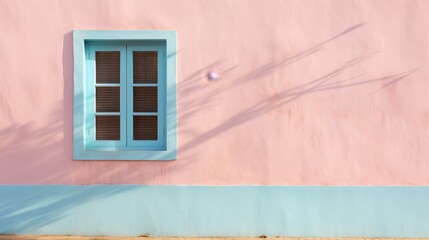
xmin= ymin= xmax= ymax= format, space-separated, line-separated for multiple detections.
xmin=74 ymin=148 xmax=176 ymax=161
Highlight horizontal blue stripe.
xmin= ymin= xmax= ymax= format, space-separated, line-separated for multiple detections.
xmin=0 ymin=185 xmax=428 ymax=237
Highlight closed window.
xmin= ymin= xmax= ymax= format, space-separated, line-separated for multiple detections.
xmin=73 ymin=31 xmax=177 ymax=160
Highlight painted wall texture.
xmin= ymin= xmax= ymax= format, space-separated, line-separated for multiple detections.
xmin=1 ymin=0 xmax=429 ymax=186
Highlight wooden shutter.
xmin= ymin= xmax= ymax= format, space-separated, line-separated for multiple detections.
xmin=133 ymin=116 xmax=158 ymax=140
xmin=133 ymin=87 xmax=157 ymax=112
xmin=96 ymin=52 xmax=120 ymax=83
xmin=133 ymin=51 xmax=158 ymax=83
xmin=95 ymin=51 xmax=121 ymax=140
xmin=96 ymin=116 xmax=120 ymax=140
xmin=96 ymin=87 xmax=120 ymax=112
xmin=132 ymin=51 xmax=159 ymax=140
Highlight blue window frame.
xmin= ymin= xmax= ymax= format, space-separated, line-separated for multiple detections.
xmin=73 ymin=30 xmax=177 ymax=160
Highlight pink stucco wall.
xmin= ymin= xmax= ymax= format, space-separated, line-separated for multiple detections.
xmin=0 ymin=0 xmax=428 ymax=185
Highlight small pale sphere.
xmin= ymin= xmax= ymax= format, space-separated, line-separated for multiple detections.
xmin=207 ymin=71 xmax=219 ymax=81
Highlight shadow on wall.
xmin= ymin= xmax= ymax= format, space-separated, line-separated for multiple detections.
xmin=1 ymin=23 xmax=423 ymax=184
xmin=0 ymin=185 xmax=138 ymax=235
xmin=0 ymin=23 xmax=423 ymax=231
xmin=178 ymin=22 xmax=422 ymax=154
xmin=0 ymin=32 xmax=75 ymax=184
xmin=0 ymin=21 xmax=423 ymax=182
xmin=63 ymin=31 xmax=74 ymax=169
xmin=177 ymin=22 xmax=369 ymax=126
xmin=0 ymin=106 xmax=70 ymax=183
xmin=179 ymin=59 xmax=421 ymax=153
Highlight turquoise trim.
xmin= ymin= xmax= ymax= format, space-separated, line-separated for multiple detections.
xmin=73 ymin=30 xmax=177 ymax=160
xmin=1 ymin=185 xmax=429 ymax=237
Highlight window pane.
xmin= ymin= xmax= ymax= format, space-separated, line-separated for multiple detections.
xmin=96 ymin=51 xmax=120 ymax=84
xmin=96 ymin=87 xmax=120 ymax=112
xmin=133 ymin=51 xmax=158 ymax=84
xmin=96 ymin=116 xmax=120 ymax=140
xmin=134 ymin=87 xmax=157 ymax=112
xmin=134 ymin=116 xmax=158 ymax=140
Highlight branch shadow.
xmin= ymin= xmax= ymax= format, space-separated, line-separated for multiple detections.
xmin=178 ymin=21 xmax=423 ymax=157
xmin=0 ymin=185 xmax=138 ymax=234
xmin=179 ymin=51 xmax=421 ymax=154
xmin=177 ymin=23 xmax=368 ymax=132
xmin=0 ymin=22 xmax=423 ymax=234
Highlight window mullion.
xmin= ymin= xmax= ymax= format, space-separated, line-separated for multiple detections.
xmin=126 ymin=45 xmax=133 ymax=146
xmin=119 ymin=45 xmax=127 ymax=147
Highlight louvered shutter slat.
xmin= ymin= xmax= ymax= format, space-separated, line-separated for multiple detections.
xmin=96 ymin=52 xmax=120 ymax=84
xmin=134 ymin=116 xmax=158 ymax=140
xmin=133 ymin=51 xmax=158 ymax=84
xmin=96 ymin=116 xmax=120 ymax=140
xmin=133 ymin=87 xmax=157 ymax=113
xmin=96 ymin=87 xmax=120 ymax=112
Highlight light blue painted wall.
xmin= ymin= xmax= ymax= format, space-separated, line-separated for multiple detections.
xmin=0 ymin=185 xmax=428 ymax=237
